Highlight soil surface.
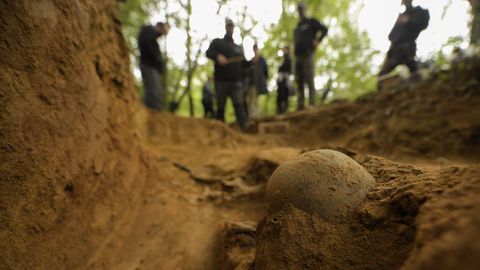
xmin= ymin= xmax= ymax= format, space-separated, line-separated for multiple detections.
xmin=1 ymin=1 xmax=480 ymax=270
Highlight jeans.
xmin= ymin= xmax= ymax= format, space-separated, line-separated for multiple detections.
xmin=276 ymin=75 xmax=290 ymax=114
xmin=140 ymin=64 xmax=164 ymax=110
xmin=215 ymin=81 xmax=247 ymax=129
xmin=379 ymin=42 xmax=418 ymax=76
xmin=245 ymin=85 xmax=259 ymax=120
xmin=202 ymin=100 xmax=215 ymax=118
xmin=295 ymin=53 xmax=315 ymax=109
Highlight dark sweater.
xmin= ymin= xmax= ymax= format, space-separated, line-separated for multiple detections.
xmin=206 ymin=35 xmax=249 ymax=82
xmin=278 ymin=54 xmax=292 ymax=73
xmin=249 ymin=56 xmax=269 ymax=94
xmin=389 ymin=6 xmax=430 ymax=45
xmin=202 ymin=83 xmax=214 ymax=103
xmin=294 ymin=17 xmax=328 ymax=56
xmin=138 ymin=25 xmax=164 ymax=73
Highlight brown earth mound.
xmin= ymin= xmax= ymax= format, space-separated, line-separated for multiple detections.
xmin=255 ymin=156 xmax=480 ymax=270
xmin=262 ymin=62 xmax=480 ymax=161
xmin=1 ymin=1 xmax=480 ymax=270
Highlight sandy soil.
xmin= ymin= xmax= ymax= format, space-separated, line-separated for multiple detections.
xmin=1 ymin=1 xmax=480 ymax=270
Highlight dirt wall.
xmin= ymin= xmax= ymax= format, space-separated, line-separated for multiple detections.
xmin=0 ymin=1 xmax=148 ymax=268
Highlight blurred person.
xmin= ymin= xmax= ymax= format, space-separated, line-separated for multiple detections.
xmin=276 ymin=45 xmax=292 ymax=114
xmin=206 ymin=18 xmax=250 ymax=130
xmin=294 ymin=2 xmax=328 ymax=110
xmin=245 ymin=43 xmax=269 ymax=121
xmin=138 ymin=22 xmax=170 ymax=110
xmin=379 ymin=0 xmax=429 ymax=77
xmin=202 ymin=77 xmax=215 ymax=118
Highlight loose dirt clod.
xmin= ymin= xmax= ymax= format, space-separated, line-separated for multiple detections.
xmin=265 ymin=149 xmax=376 ymax=222
xmin=218 ymin=221 xmax=257 ymax=270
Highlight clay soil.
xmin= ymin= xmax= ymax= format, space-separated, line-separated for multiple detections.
xmin=1 ymin=1 xmax=480 ymax=270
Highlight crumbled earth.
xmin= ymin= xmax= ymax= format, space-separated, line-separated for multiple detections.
xmin=1 ymin=1 xmax=480 ymax=270
xmin=255 ymin=156 xmax=480 ymax=270
xmin=260 ymin=63 xmax=480 ymax=162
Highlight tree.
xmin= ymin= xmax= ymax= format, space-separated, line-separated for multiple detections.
xmin=119 ymin=0 xmax=378 ymax=119
xmin=166 ymin=0 xmax=228 ymax=116
xmin=469 ymin=0 xmax=480 ymax=44
xmin=445 ymin=0 xmax=480 ymax=44
xmin=119 ymin=0 xmax=159 ymax=68
xmin=262 ymin=0 xmax=377 ymax=105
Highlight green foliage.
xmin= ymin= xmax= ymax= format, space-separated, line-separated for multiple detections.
xmin=119 ymin=0 xmax=160 ymax=98
xmin=120 ymin=0 xmax=378 ymax=120
xmin=119 ymin=0 xmax=158 ymax=55
xmin=432 ymin=35 xmax=464 ymax=70
xmin=262 ymin=0 xmax=377 ymax=106
xmin=443 ymin=1 xmax=479 ymax=44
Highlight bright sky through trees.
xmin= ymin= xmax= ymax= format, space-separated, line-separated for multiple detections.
xmin=358 ymin=0 xmax=471 ymax=65
xmin=153 ymin=0 xmax=470 ymax=66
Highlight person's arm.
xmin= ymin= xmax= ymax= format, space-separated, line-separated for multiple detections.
xmin=312 ymin=19 xmax=328 ymax=42
xmin=262 ymin=57 xmax=269 ymax=79
xmin=388 ymin=27 xmax=396 ymax=42
xmin=388 ymin=15 xmax=402 ymax=42
xmin=148 ymin=39 xmax=164 ymax=72
xmin=409 ymin=8 xmax=430 ymax=32
xmin=278 ymin=55 xmax=291 ymax=73
xmin=207 ymin=39 xmax=229 ymax=65
xmin=139 ymin=28 xmax=164 ymax=70
xmin=206 ymin=39 xmax=220 ymax=60
xmin=286 ymin=56 xmax=292 ymax=74
xmin=142 ymin=28 xmax=164 ymax=71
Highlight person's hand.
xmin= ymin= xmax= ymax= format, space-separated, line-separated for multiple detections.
xmin=397 ymin=14 xmax=410 ymax=24
xmin=217 ymin=54 xmax=228 ymax=66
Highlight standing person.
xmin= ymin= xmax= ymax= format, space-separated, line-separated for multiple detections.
xmin=202 ymin=77 xmax=215 ymax=118
xmin=294 ymin=2 xmax=328 ymax=110
xmin=245 ymin=43 xmax=269 ymax=121
xmin=138 ymin=22 xmax=170 ymax=110
xmin=277 ymin=45 xmax=292 ymax=114
xmin=206 ymin=18 xmax=250 ymax=129
xmin=379 ymin=0 xmax=429 ymax=77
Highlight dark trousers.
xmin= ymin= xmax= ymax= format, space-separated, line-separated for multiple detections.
xmin=379 ymin=42 xmax=418 ymax=76
xmin=215 ymin=81 xmax=247 ymax=129
xmin=202 ymin=100 xmax=215 ymax=118
xmin=276 ymin=79 xmax=289 ymax=114
xmin=295 ymin=53 xmax=315 ymax=109
xmin=140 ymin=64 xmax=164 ymax=110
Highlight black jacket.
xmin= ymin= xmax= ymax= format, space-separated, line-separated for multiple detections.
xmin=389 ymin=6 xmax=430 ymax=45
xmin=206 ymin=35 xmax=249 ymax=82
xmin=248 ymin=56 xmax=269 ymax=94
xmin=138 ymin=25 xmax=164 ymax=73
xmin=294 ymin=17 xmax=328 ymax=56
xmin=278 ymin=54 xmax=292 ymax=73
xmin=202 ymin=82 xmax=214 ymax=103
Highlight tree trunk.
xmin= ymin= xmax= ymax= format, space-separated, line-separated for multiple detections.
xmin=186 ymin=0 xmax=195 ymax=116
xmin=470 ymin=0 xmax=480 ymax=44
